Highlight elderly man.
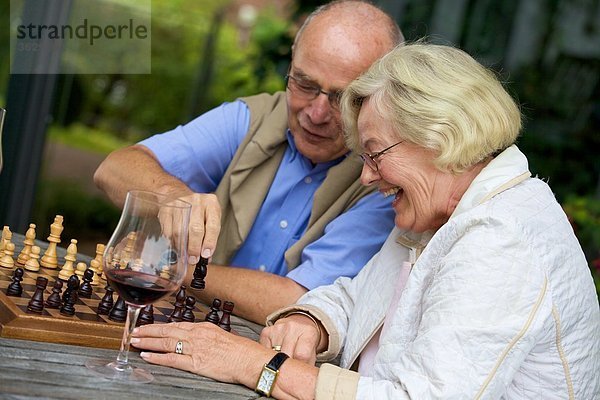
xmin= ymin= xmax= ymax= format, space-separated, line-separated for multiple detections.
xmin=94 ymin=0 xmax=402 ymax=324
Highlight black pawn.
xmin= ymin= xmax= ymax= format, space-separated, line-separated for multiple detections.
xmin=108 ymin=296 xmax=127 ymax=322
xmin=204 ymin=298 xmax=221 ymax=324
xmin=190 ymin=257 xmax=208 ymax=289
xmin=27 ymin=276 xmax=48 ymax=314
xmin=6 ymin=268 xmax=24 ymax=297
xmin=137 ymin=304 xmax=154 ymax=326
xmin=181 ymin=296 xmax=196 ymax=322
xmin=62 ymin=275 xmax=80 ymax=305
xmin=218 ymin=301 xmax=234 ymax=332
xmin=97 ymin=285 xmax=114 ymax=315
xmin=168 ymin=286 xmax=186 ymax=323
xmin=45 ymin=280 xmax=63 ymax=308
xmin=60 ymin=285 xmax=78 ymax=316
xmin=78 ymin=269 xmax=94 ymax=298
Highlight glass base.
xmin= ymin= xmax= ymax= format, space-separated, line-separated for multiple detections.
xmin=86 ymin=358 xmax=154 ymax=383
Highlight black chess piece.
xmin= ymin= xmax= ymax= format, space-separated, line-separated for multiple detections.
xmin=78 ymin=269 xmax=94 ymax=298
xmin=168 ymin=286 xmax=186 ymax=323
xmin=6 ymin=268 xmax=24 ymax=297
xmin=108 ymin=296 xmax=127 ymax=322
xmin=97 ymin=285 xmax=114 ymax=315
xmin=60 ymin=285 xmax=78 ymax=316
xmin=27 ymin=276 xmax=48 ymax=314
xmin=218 ymin=301 xmax=234 ymax=332
xmin=45 ymin=280 xmax=63 ymax=308
xmin=181 ymin=296 xmax=196 ymax=322
xmin=137 ymin=304 xmax=154 ymax=326
xmin=204 ymin=298 xmax=221 ymax=324
xmin=62 ymin=274 xmax=80 ymax=305
xmin=190 ymin=257 xmax=208 ymax=289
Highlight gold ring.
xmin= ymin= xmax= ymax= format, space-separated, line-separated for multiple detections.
xmin=175 ymin=340 xmax=184 ymax=354
xmin=272 ymin=345 xmax=282 ymax=352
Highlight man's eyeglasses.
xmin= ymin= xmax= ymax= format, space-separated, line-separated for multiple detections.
xmin=360 ymin=140 xmax=404 ymax=171
xmin=285 ymin=74 xmax=342 ymax=111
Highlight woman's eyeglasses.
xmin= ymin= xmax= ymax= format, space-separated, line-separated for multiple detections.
xmin=360 ymin=141 xmax=404 ymax=171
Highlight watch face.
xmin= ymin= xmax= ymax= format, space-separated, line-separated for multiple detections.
xmin=257 ymin=368 xmax=277 ymax=394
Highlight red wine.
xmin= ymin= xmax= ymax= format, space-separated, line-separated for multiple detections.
xmin=105 ymin=269 xmax=178 ymax=305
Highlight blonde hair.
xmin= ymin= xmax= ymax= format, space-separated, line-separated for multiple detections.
xmin=341 ymin=42 xmax=522 ymax=173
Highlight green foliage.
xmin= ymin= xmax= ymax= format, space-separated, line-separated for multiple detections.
xmin=48 ymin=123 xmax=132 ymax=155
xmin=562 ymin=195 xmax=600 ymax=296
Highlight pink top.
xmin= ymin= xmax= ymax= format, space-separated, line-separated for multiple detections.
xmin=358 ymin=261 xmax=413 ymax=376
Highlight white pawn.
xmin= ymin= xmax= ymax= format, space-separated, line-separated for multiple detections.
xmin=24 ymin=245 xmax=41 ymax=272
xmin=0 ymin=242 xmax=15 ymax=269
xmin=131 ymin=258 xmax=144 ymax=272
xmin=1 ymin=226 xmax=12 ymax=253
xmin=75 ymin=261 xmax=87 ymax=278
xmin=58 ymin=239 xmax=78 ymax=281
xmin=17 ymin=223 xmax=36 ymax=266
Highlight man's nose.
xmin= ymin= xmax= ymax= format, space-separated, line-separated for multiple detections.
xmin=305 ymin=93 xmax=333 ymax=124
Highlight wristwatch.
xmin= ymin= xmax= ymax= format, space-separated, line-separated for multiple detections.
xmin=255 ymin=352 xmax=289 ymax=397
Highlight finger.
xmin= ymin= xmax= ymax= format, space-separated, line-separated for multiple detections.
xmin=187 ymin=217 xmax=205 ymax=264
xmin=140 ymin=351 xmax=194 ymax=373
xmin=201 ymin=196 xmax=221 ymax=259
xmin=132 ymin=322 xmax=195 ymax=338
xmin=130 ymin=336 xmax=183 ymax=354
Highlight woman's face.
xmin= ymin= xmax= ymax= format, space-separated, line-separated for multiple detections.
xmin=357 ymin=100 xmax=458 ymax=232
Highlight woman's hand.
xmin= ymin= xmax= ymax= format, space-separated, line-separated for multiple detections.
xmin=131 ymin=322 xmax=270 ymax=385
xmin=259 ymin=314 xmax=323 ymax=366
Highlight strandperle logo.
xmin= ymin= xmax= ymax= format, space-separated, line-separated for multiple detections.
xmin=10 ymin=0 xmax=151 ymax=74
xmin=16 ymin=18 xmax=148 ymax=46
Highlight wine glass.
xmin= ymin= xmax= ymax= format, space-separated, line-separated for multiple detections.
xmin=86 ymin=190 xmax=191 ymax=383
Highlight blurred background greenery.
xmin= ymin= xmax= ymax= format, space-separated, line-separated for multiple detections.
xmin=0 ymin=0 xmax=598 ymax=293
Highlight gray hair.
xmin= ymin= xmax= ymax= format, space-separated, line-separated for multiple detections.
xmin=341 ymin=42 xmax=522 ymax=173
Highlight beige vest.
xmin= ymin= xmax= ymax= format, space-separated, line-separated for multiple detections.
xmin=212 ymin=92 xmax=376 ymax=271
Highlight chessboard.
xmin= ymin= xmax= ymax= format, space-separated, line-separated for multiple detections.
xmin=0 ymin=223 xmax=261 ymax=349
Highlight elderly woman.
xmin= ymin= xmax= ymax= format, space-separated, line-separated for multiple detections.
xmin=131 ymin=43 xmax=600 ymax=399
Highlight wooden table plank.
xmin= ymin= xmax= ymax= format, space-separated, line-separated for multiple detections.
xmin=0 ymin=338 xmax=261 ymax=399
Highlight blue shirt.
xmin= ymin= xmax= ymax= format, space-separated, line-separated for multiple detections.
xmin=140 ymin=100 xmax=395 ymax=290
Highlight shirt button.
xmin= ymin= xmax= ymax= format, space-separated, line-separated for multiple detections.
xmin=304 ymin=177 xmax=312 ymax=184
xmin=259 ymin=265 xmax=266 ymax=271
xmin=279 ymin=220 xmax=288 ymax=229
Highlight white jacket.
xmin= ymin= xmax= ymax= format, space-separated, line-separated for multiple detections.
xmin=268 ymin=146 xmax=600 ymax=399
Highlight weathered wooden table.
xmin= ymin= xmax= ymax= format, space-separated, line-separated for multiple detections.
xmin=0 ymin=337 xmax=262 ymax=399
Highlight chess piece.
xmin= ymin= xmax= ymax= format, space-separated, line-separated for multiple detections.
xmin=0 ymin=226 xmax=12 ymax=252
xmin=190 ymin=257 xmax=208 ymax=289
xmin=60 ymin=282 xmax=78 ymax=316
xmin=78 ymin=268 xmax=94 ymax=298
xmin=131 ymin=258 xmax=143 ymax=272
xmin=137 ymin=304 xmax=154 ymax=325
xmin=45 ymin=280 xmax=63 ymax=308
xmin=108 ymin=296 xmax=127 ymax=322
xmin=58 ymin=239 xmax=78 ymax=281
xmin=6 ymin=267 xmax=24 ymax=296
xmin=40 ymin=215 xmax=64 ymax=269
xmin=24 ymin=245 xmax=41 ymax=272
xmin=16 ymin=223 xmax=36 ymax=266
xmin=120 ymin=231 xmax=137 ymax=267
xmin=62 ymin=274 xmax=80 ymax=305
xmin=204 ymin=298 xmax=221 ymax=324
xmin=27 ymin=276 xmax=48 ymax=314
xmin=97 ymin=285 xmax=114 ymax=315
xmin=168 ymin=286 xmax=186 ymax=323
xmin=218 ymin=301 xmax=234 ymax=332
xmin=75 ymin=261 xmax=86 ymax=278
xmin=0 ymin=242 xmax=15 ymax=269
xmin=182 ymin=296 xmax=196 ymax=322
xmin=91 ymin=243 xmax=106 ymax=282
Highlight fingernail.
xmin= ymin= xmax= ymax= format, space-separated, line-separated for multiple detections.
xmin=188 ymin=256 xmax=199 ymax=265
xmin=201 ymin=249 xmax=212 ymax=258
xmin=140 ymin=352 xmax=149 ymax=359
xmin=130 ymin=338 xmax=140 ymax=345
xmin=132 ymin=328 xmax=139 ymax=335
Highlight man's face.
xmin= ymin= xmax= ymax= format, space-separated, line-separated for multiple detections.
xmin=286 ymin=20 xmax=393 ymax=164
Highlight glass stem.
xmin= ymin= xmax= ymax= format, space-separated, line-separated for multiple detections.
xmin=116 ymin=305 xmax=142 ymax=368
